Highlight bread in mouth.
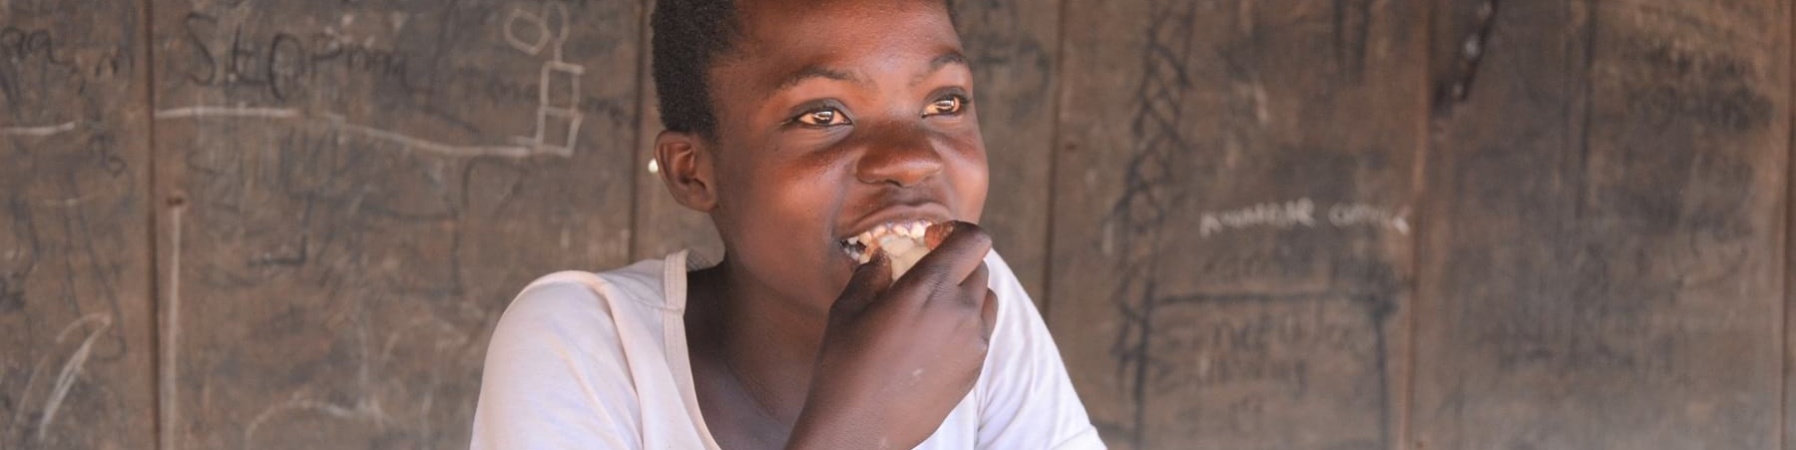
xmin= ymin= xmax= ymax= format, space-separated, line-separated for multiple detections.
xmin=840 ymin=220 xmax=945 ymax=281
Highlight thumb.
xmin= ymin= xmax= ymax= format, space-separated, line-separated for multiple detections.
xmin=831 ymin=251 xmax=892 ymax=318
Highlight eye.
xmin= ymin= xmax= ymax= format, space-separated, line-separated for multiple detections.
xmin=922 ymin=94 xmax=967 ymax=117
xmin=792 ymin=108 xmax=852 ymax=127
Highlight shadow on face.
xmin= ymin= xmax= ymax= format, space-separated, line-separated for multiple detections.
xmin=654 ymin=0 xmax=989 ymax=310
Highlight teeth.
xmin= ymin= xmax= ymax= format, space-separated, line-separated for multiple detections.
xmin=840 ymin=219 xmax=940 ymax=262
xmin=879 ymin=234 xmax=917 ymax=254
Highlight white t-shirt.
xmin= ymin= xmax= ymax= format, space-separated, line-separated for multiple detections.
xmin=471 ymin=250 xmax=1104 ymax=449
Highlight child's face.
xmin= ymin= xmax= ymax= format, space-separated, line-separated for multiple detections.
xmin=704 ymin=0 xmax=988 ymax=308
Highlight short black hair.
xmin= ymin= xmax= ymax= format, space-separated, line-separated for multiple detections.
xmin=651 ymin=0 xmax=739 ymax=140
xmin=650 ymin=0 xmax=956 ymax=140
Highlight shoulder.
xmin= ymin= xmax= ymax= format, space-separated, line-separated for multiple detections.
xmin=498 ymin=258 xmax=671 ymax=328
xmin=484 ymin=257 xmax=680 ymax=374
xmin=472 ymin=259 xmax=677 ymax=449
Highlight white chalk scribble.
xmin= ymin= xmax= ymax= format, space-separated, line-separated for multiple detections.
xmin=1198 ymin=198 xmax=1410 ymax=237
xmin=1 ymin=121 xmax=78 ymax=137
xmin=153 ymin=104 xmax=561 ymax=158
xmin=505 ymin=0 xmax=584 ymax=156
xmin=37 ymin=314 xmax=113 ymax=440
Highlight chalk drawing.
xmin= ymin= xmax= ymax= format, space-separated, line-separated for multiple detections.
xmin=1198 ymin=198 xmax=1317 ymax=237
xmin=504 ymin=0 xmax=584 ymax=156
xmin=1328 ymin=202 xmax=1410 ymax=234
xmin=502 ymin=7 xmax=553 ymax=55
xmin=3 ymin=313 xmax=112 ymax=444
xmin=1106 ymin=2 xmax=1201 ymax=446
xmin=1198 ymin=198 xmax=1410 ymax=237
xmin=245 ymin=395 xmax=395 ymax=446
xmin=0 ymin=121 xmax=77 ymax=137
xmin=36 ymin=314 xmax=113 ymax=440
xmin=154 ymin=104 xmax=561 ymax=158
xmin=241 ymin=315 xmax=468 ymax=447
xmin=155 ymin=106 xmax=299 ymax=119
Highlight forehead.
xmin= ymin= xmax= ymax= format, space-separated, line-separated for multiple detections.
xmin=721 ymin=0 xmax=964 ymax=89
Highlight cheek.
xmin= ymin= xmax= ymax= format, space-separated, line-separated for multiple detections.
xmin=723 ymin=158 xmax=844 ymax=253
xmin=950 ymin=140 xmax=990 ymax=223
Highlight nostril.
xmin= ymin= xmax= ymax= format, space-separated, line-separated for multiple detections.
xmin=856 ymin=148 xmax=944 ymax=187
xmin=852 ymin=122 xmax=944 ymax=187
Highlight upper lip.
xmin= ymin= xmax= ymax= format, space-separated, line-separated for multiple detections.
xmin=836 ymin=203 xmax=954 ymax=242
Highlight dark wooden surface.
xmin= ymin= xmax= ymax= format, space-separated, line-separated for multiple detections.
xmin=0 ymin=1 xmax=156 ymax=448
xmin=1412 ymin=1 xmax=1790 ymax=449
xmin=147 ymin=0 xmax=641 ymax=447
xmin=1049 ymin=0 xmax=1424 ymax=448
xmin=4 ymin=0 xmax=1795 ymax=448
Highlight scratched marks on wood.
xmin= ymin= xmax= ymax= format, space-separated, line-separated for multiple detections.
xmin=1141 ymin=295 xmax=1394 ymax=449
xmin=148 ymin=0 xmax=642 ymax=448
xmin=1412 ymin=1 xmax=1789 ymax=449
xmin=0 ymin=1 xmax=155 ymax=449
xmin=1048 ymin=0 xmax=1425 ymax=448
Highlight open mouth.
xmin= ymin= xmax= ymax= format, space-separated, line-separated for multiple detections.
xmin=838 ymin=218 xmax=938 ymax=264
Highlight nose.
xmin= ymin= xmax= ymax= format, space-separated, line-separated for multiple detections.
xmin=854 ymin=123 xmax=944 ymax=188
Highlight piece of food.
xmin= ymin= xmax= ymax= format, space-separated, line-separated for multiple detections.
xmin=876 ymin=232 xmax=931 ymax=280
xmin=841 ymin=220 xmax=947 ymax=281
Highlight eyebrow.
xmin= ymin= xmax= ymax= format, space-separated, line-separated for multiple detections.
xmin=767 ymin=50 xmax=970 ymax=94
xmin=927 ymin=51 xmax=967 ymax=72
xmin=771 ymin=65 xmax=863 ymax=93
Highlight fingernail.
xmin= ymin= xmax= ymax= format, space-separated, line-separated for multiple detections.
xmin=925 ymin=222 xmax=955 ymax=249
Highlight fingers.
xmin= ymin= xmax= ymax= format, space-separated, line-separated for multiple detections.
xmin=957 ymin=263 xmax=994 ymax=341
xmin=905 ymin=221 xmax=992 ymax=290
xmin=831 ymin=251 xmax=892 ymax=318
xmin=958 ymin=261 xmax=989 ymax=304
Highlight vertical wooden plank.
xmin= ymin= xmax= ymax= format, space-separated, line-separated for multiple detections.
xmin=630 ymin=0 xmax=1063 ymax=301
xmin=0 ymin=1 xmax=156 ymax=448
xmin=1786 ymin=2 xmax=1796 ymax=447
xmin=1414 ymin=1 xmax=1789 ymax=449
xmin=1049 ymin=0 xmax=1426 ymax=448
xmin=147 ymin=0 xmax=642 ymax=447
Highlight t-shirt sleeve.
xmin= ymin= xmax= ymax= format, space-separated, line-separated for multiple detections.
xmin=976 ymin=253 xmax=1107 ymax=450
xmin=471 ymin=279 xmax=641 ymax=449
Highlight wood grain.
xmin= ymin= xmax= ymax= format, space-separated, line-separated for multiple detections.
xmin=1048 ymin=0 xmax=1426 ymax=448
xmin=148 ymin=0 xmax=641 ymax=447
xmin=4 ymin=0 xmax=1794 ymax=448
xmin=0 ymin=1 xmax=156 ymax=448
xmin=1412 ymin=1 xmax=1790 ymax=449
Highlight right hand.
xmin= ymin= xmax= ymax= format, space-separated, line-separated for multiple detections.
xmin=787 ymin=221 xmax=999 ymax=450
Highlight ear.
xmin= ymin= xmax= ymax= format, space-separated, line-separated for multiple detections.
xmin=653 ymin=130 xmax=719 ymax=212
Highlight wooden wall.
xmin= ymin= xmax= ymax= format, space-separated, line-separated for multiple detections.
xmin=0 ymin=0 xmax=1789 ymax=449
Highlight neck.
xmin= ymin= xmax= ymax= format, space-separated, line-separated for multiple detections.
xmin=688 ymin=256 xmax=830 ymax=422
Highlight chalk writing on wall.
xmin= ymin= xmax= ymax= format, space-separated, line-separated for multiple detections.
xmin=1197 ymin=198 xmax=1410 ymax=237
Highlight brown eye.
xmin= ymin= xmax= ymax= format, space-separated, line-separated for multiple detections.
xmin=795 ymin=108 xmax=850 ymax=127
xmin=923 ymin=95 xmax=966 ymax=117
